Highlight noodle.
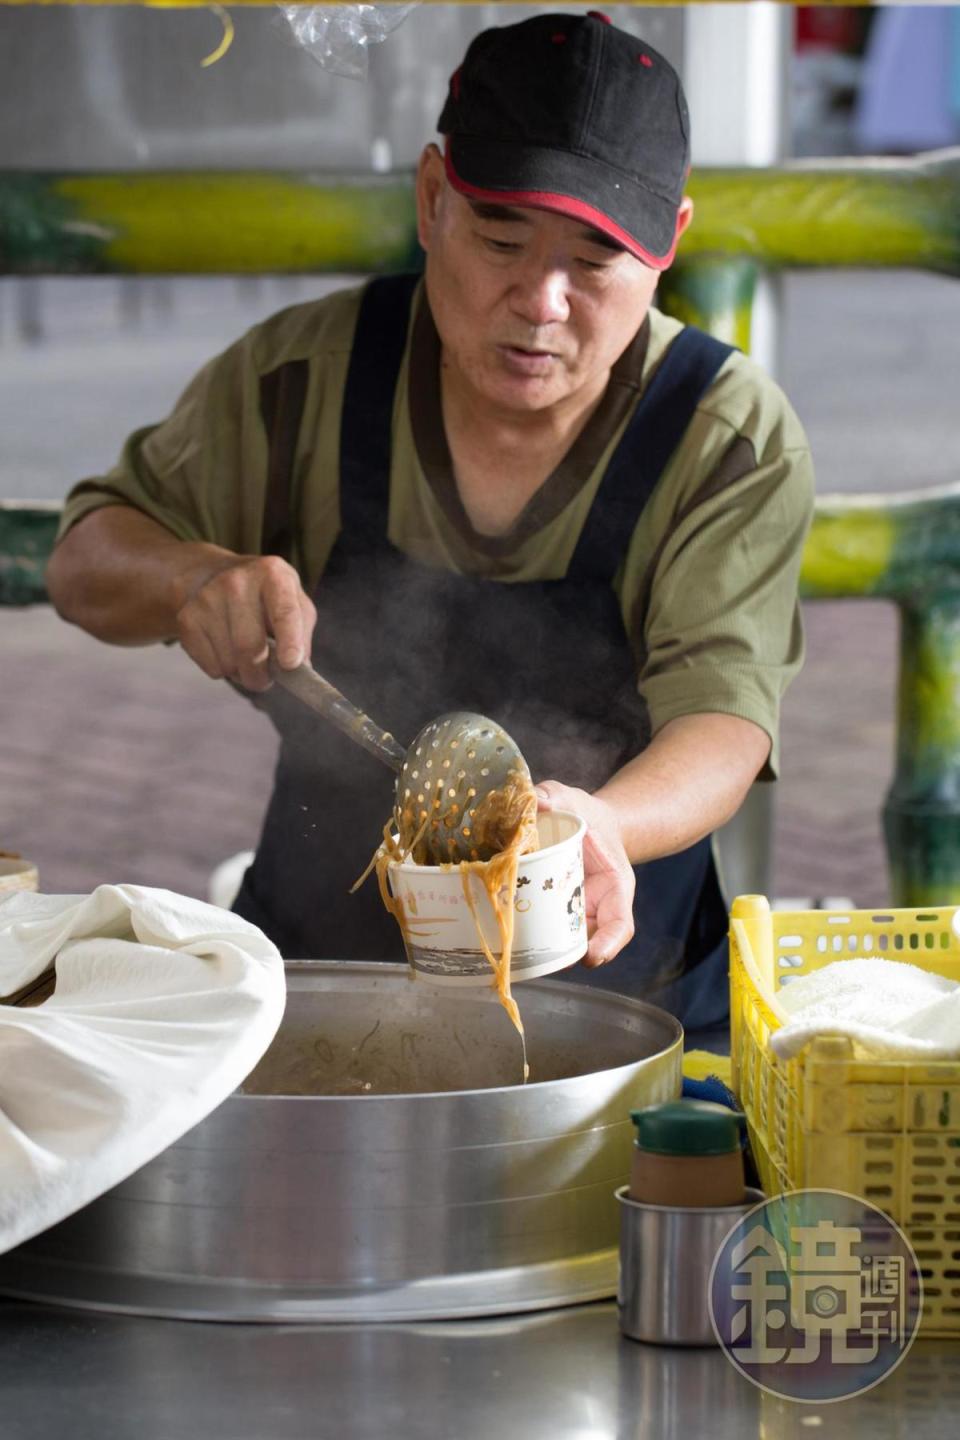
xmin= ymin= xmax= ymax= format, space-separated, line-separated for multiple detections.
xmin=361 ymin=769 xmax=539 ymax=1080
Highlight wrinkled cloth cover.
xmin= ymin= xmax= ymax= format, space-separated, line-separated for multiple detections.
xmin=0 ymin=885 xmax=285 ymax=1255
xmin=770 ymin=954 xmax=960 ymax=1062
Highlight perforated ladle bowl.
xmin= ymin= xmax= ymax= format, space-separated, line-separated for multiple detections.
xmin=394 ymin=710 xmax=532 ymax=863
xmin=266 ymin=655 xmax=531 ymax=865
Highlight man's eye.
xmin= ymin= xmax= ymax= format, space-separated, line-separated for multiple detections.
xmin=578 ymin=257 xmax=612 ymax=272
xmin=482 ymin=235 xmax=521 ymax=253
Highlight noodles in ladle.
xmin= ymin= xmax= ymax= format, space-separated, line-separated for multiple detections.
xmin=355 ymin=770 xmax=539 ymax=1079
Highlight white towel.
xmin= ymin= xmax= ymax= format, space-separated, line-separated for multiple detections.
xmin=0 ymin=884 xmax=285 ymax=1255
xmin=769 ymin=951 xmax=960 ymax=1062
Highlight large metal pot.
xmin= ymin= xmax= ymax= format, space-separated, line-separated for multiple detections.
xmin=0 ymin=963 xmax=682 ymax=1321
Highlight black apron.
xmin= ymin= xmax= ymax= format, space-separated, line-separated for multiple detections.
xmin=234 ymin=276 xmax=734 ymax=1030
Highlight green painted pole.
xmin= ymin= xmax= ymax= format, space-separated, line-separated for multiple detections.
xmin=799 ymin=486 xmax=960 ymax=905
xmin=0 ymin=173 xmax=421 ymax=276
xmin=657 ymin=257 xmax=758 ymax=351
xmin=2 ymin=150 xmax=959 ymax=277
xmin=0 ymin=504 xmax=60 ymax=606
xmin=800 ymin=488 xmax=960 ymax=602
xmin=886 ymin=599 xmax=960 ymax=906
xmin=687 ymin=152 xmax=960 ymax=274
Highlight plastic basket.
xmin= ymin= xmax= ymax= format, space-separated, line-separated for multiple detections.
xmin=729 ymin=894 xmax=960 ymax=1336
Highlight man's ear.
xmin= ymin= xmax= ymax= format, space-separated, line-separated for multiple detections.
xmin=676 ymin=195 xmax=694 ymax=240
xmin=415 ymin=144 xmax=446 ymax=252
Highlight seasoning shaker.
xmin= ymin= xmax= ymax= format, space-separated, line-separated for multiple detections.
xmin=618 ymin=1099 xmax=762 ymax=1345
xmin=629 ymin=1099 xmax=746 ymax=1207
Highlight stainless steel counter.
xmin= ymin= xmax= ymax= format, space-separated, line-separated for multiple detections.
xmin=3 ymin=1299 xmax=958 ymax=1439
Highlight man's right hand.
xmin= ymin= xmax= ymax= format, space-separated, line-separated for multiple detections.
xmin=173 ymin=554 xmax=317 ymax=693
xmin=46 ymin=508 xmax=316 ymax=692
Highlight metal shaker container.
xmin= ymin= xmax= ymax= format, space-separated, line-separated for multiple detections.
xmin=617 ymin=1099 xmax=762 ymax=1345
xmin=616 ymin=1184 xmax=765 ymax=1345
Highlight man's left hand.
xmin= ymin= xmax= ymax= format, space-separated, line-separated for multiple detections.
xmin=534 ymin=781 xmax=635 ymax=968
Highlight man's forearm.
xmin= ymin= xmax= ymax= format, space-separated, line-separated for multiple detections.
xmin=595 ymin=712 xmax=772 ymax=864
xmin=46 ymin=506 xmax=240 ymax=646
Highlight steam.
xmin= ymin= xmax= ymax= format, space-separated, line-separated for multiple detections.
xmin=236 ymin=536 xmax=664 ymax=973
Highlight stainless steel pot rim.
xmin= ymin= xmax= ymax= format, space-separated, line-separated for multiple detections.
xmin=0 ymin=1248 xmax=621 ymax=1324
xmin=237 ymin=1048 xmax=682 ymax=1103
xmin=615 ymin=1185 xmax=766 ymax=1215
xmin=243 ymin=962 xmax=683 ymax=1102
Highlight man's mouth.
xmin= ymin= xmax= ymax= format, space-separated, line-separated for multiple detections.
xmin=498 ymin=345 xmax=562 ymax=375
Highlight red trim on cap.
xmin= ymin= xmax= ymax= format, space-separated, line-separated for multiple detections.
xmin=638 ymin=53 xmax=653 ymax=68
xmin=449 ymin=65 xmax=462 ymax=100
xmin=444 ymin=148 xmax=681 ymax=271
xmin=587 ymin=11 xmax=612 ymax=23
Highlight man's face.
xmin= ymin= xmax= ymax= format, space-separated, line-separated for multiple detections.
xmin=416 ymin=147 xmax=685 ymax=417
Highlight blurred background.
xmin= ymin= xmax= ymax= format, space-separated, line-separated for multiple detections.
xmin=2 ymin=3 xmax=959 ymax=907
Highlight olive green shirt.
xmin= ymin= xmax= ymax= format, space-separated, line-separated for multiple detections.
xmin=60 ymin=280 xmax=815 ymax=777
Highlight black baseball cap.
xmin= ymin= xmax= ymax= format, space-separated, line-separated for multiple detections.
xmin=437 ymin=11 xmax=690 ymax=270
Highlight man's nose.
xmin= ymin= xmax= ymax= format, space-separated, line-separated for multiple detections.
xmin=510 ymin=265 xmax=570 ymax=327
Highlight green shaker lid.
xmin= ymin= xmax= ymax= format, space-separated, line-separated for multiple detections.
xmin=629 ymin=1100 xmax=743 ymax=1157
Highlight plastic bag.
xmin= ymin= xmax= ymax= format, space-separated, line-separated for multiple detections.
xmin=277 ymin=3 xmax=421 ymax=82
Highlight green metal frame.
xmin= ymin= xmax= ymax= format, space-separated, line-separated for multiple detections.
xmin=0 ymin=503 xmax=59 ymax=607
xmin=2 ymin=151 xmax=959 ymax=279
xmin=3 ymin=151 xmax=960 ymax=904
xmin=802 ymin=488 xmax=960 ymax=906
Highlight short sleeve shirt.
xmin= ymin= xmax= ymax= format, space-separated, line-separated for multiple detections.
xmin=59 ymin=280 xmax=815 ymax=777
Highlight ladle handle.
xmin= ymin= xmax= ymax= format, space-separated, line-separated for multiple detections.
xmin=268 ymin=654 xmax=406 ymax=773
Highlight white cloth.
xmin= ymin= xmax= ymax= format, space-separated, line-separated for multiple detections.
xmin=770 ymin=952 xmax=960 ymax=1062
xmin=0 ymin=884 xmax=285 ymax=1255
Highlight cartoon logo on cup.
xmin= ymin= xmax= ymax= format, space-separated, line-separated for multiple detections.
xmin=709 ymin=1189 xmax=922 ymax=1403
xmin=566 ymin=884 xmax=585 ymax=934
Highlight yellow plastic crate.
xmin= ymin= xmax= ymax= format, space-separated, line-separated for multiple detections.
xmin=729 ymin=894 xmax=960 ymax=1336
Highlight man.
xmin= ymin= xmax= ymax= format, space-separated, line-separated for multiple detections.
xmin=46 ymin=12 xmax=813 ymax=1030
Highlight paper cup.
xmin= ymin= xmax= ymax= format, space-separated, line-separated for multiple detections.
xmin=387 ymin=810 xmax=587 ymax=985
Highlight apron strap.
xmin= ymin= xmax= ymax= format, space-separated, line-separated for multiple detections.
xmin=338 ymin=273 xmax=422 ymax=542
xmin=258 ymin=274 xmax=420 ymax=560
xmin=259 ymin=358 xmax=309 ymax=562
xmin=567 ymin=326 xmax=735 ymax=584
xmin=261 ymin=288 xmax=732 ymax=578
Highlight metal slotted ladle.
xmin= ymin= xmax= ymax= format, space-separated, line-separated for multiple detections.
xmin=267 ymin=654 xmax=531 ymax=864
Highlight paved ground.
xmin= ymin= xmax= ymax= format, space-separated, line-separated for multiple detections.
xmin=2 ymin=268 xmax=953 ymax=912
xmin=773 ymin=599 xmax=895 ymax=905
xmin=1 ymin=597 xmax=896 ymax=907
xmin=2 ymin=606 xmax=277 ymax=897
